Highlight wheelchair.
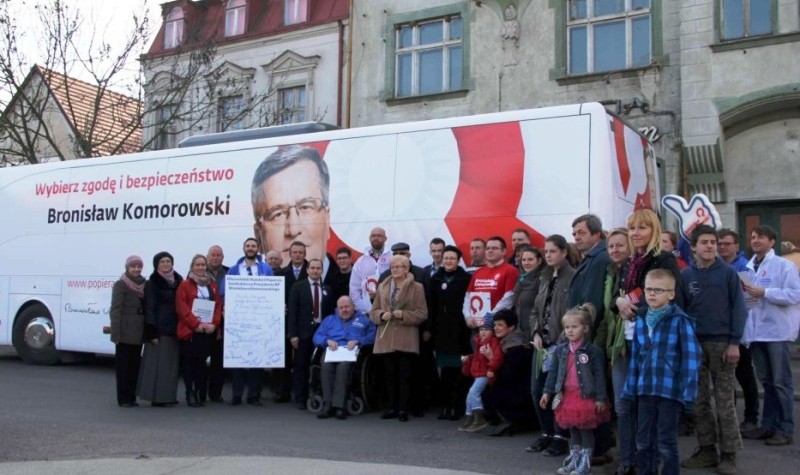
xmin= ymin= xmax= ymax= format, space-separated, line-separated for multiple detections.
xmin=306 ymin=344 xmax=380 ymax=415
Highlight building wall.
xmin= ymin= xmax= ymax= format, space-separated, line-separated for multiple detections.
xmin=680 ymin=0 xmax=800 ymax=227
xmin=348 ymin=0 xmax=683 ymax=201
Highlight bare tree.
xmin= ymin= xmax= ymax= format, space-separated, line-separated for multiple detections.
xmin=0 ymin=0 xmax=311 ymax=166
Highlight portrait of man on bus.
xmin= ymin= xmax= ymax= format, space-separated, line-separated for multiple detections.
xmin=251 ymin=145 xmax=331 ymax=269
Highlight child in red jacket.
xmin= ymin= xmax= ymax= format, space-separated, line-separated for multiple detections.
xmin=458 ymin=317 xmax=503 ymax=433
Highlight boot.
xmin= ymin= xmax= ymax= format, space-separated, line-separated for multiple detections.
xmin=570 ymin=447 xmax=592 ymax=475
xmin=463 ymin=409 xmax=488 ymax=432
xmin=186 ymin=389 xmax=199 ymax=408
xmin=556 ymin=446 xmax=581 ymax=475
xmin=717 ymin=452 xmax=737 ymax=475
xmin=457 ymin=413 xmax=475 ymax=431
xmin=680 ymin=445 xmax=719 ymax=468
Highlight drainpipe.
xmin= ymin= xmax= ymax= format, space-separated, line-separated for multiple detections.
xmin=345 ymin=0 xmax=354 ymax=128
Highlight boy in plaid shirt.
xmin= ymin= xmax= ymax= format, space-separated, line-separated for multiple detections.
xmin=622 ymin=269 xmax=701 ymax=475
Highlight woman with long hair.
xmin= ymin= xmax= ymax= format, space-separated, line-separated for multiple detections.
xmin=176 ymin=254 xmax=222 ymax=407
xmin=527 ymin=235 xmax=576 ymax=456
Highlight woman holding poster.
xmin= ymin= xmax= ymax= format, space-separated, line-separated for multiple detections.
xmin=176 ymin=254 xmax=222 ymax=408
xmin=369 ymin=255 xmax=427 ymax=422
xmin=138 ymin=252 xmax=183 ymax=407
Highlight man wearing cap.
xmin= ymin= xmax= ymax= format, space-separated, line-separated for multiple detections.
xmin=378 ymin=242 xmax=426 ymax=284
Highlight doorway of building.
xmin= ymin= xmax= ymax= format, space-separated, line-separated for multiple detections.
xmin=738 ymin=200 xmax=800 ymax=258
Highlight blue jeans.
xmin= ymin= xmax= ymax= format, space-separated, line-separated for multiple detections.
xmin=750 ymin=341 xmax=795 ymax=437
xmin=636 ymin=396 xmax=681 ymax=475
xmin=466 ymin=377 xmax=488 ymax=414
xmin=612 ymin=350 xmax=636 ymax=466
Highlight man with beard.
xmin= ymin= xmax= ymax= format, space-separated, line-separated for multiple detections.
xmin=226 ymin=238 xmax=273 ymax=406
xmin=350 ymin=227 xmax=392 ymax=314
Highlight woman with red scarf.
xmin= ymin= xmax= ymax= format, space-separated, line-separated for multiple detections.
xmin=176 ymin=254 xmax=222 ymax=407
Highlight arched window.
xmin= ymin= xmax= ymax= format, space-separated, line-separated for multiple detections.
xmin=225 ymin=0 xmax=246 ymax=37
xmin=164 ymin=7 xmax=184 ymax=49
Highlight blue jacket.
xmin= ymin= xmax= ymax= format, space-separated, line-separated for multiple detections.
xmin=569 ymin=240 xmax=612 ymax=332
xmin=543 ymin=339 xmax=608 ymax=403
xmin=727 ymin=251 xmax=749 ymax=272
xmin=622 ymin=304 xmax=701 ymax=406
xmin=680 ymin=257 xmax=747 ymax=345
xmin=222 ymin=256 xmax=273 ymax=300
xmin=312 ymin=310 xmax=376 ymax=347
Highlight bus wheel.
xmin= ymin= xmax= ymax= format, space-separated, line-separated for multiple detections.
xmin=12 ymin=305 xmax=59 ymax=365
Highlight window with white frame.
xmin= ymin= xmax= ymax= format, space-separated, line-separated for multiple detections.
xmin=164 ymin=7 xmax=185 ymax=49
xmin=567 ymin=0 xmax=651 ymax=75
xmin=720 ymin=0 xmax=772 ymax=40
xmin=225 ymin=0 xmax=246 ymax=37
xmin=285 ymin=0 xmax=307 ymax=25
xmin=277 ymin=86 xmax=306 ymax=124
xmin=218 ymin=95 xmax=245 ymax=132
xmin=394 ymin=15 xmax=463 ymax=98
xmin=155 ymin=106 xmax=177 ymax=150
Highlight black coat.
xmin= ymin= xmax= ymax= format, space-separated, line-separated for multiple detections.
xmin=280 ymin=261 xmax=308 ymax=303
xmin=633 ymin=250 xmax=684 ymax=308
xmin=428 ymin=267 xmax=473 ymax=356
xmin=288 ymin=279 xmax=336 ymax=340
xmin=143 ymin=271 xmax=183 ymax=339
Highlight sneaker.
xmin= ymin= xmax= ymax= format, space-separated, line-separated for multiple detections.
xmin=525 ymin=435 xmax=552 ymax=453
xmin=542 ymin=437 xmax=568 ymax=457
xmin=741 ymin=427 xmax=775 ymax=440
xmin=680 ymin=445 xmax=718 ymax=468
xmin=717 ymin=452 xmax=736 ymax=475
xmin=457 ymin=414 xmax=475 ymax=432
xmin=764 ymin=434 xmax=793 ymax=446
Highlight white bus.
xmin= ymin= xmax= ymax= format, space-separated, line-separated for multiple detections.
xmin=0 ymin=102 xmax=657 ymax=364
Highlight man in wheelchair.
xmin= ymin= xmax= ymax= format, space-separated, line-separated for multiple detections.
xmin=312 ymin=296 xmax=376 ymax=419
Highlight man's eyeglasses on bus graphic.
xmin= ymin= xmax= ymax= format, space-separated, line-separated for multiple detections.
xmin=251 ymin=145 xmax=331 ymax=268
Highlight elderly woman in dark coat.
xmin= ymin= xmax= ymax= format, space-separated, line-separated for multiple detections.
xmin=428 ymin=245 xmax=472 ymax=420
xmin=137 ymin=251 xmax=183 ymax=407
xmin=109 ymin=255 xmax=146 ymax=407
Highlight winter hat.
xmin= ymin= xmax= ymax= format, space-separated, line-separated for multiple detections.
xmin=479 ymin=313 xmax=494 ymax=330
xmin=152 ymin=251 xmax=174 ymax=269
xmin=125 ymin=255 xmax=143 ymax=269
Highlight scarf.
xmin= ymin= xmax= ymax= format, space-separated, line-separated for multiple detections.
xmin=646 ymin=304 xmax=671 ymax=332
xmin=624 ymin=251 xmax=648 ymax=293
xmin=500 ymin=327 xmax=529 ymax=352
xmin=189 ymin=271 xmax=211 ymax=287
xmin=158 ymin=269 xmax=175 ymax=286
xmin=569 ymin=339 xmax=583 ymax=353
xmin=120 ymin=272 xmax=145 ymax=299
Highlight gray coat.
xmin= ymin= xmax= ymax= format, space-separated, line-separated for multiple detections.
xmin=109 ymin=279 xmax=145 ymax=345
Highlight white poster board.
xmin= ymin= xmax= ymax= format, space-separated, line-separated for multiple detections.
xmin=223 ymin=275 xmax=285 ymax=368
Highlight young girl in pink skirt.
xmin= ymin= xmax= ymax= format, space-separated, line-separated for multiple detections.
xmin=540 ymin=304 xmax=609 ymax=475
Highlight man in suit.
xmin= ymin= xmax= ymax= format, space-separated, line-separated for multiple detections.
xmin=288 ymin=258 xmax=335 ymax=410
xmin=271 ymin=241 xmax=308 ymax=402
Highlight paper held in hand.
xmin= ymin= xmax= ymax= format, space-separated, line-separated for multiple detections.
xmin=324 ymin=346 xmax=359 ymax=363
xmin=192 ymin=298 xmax=216 ymax=323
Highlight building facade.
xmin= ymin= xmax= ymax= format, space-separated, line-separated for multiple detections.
xmin=347 ymin=0 xmax=683 ymax=222
xmin=141 ymin=0 xmax=349 ymax=149
xmin=679 ymin=0 xmax=800 ymax=247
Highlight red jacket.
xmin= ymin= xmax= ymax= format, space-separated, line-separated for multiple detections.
xmin=461 ymin=333 xmax=504 ymax=383
xmin=175 ymin=278 xmax=222 ymax=341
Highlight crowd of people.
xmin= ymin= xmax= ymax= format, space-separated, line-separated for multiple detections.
xmin=108 ymin=211 xmax=800 ymax=475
